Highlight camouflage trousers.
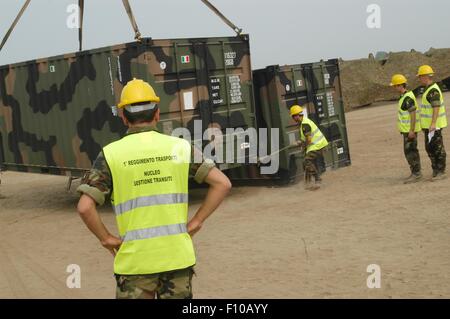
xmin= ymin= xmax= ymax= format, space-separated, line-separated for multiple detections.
xmin=115 ymin=266 xmax=195 ymax=299
xmin=304 ymin=150 xmax=322 ymax=182
xmin=423 ymin=129 xmax=446 ymax=174
xmin=402 ymin=133 xmax=421 ymax=175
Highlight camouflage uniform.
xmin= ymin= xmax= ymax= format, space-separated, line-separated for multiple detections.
xmin=422 ymin=86 xmax=446 ymax=175
xmin=77 ymin=126 xmax=214 ymax=299
xmin=315 ymin=153 xmax=326 ymax=175
xmin=403 ymin=133 xmax=421 ymax=175
xmin=301 ymin=122 xmax=323 ymax=184
xmin=304 ymin=150 xmax=323 ymax=184
xmin=423 ymin=128 xmax=446 ymax=175
xmin=400 ymin=95 xmax=421 ymax=175
xmin=115 ymin=267 xmax=195 ymax=299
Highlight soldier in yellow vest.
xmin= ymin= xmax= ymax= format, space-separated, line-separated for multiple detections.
xmin=417 ymin=65 xmax=447 ymax=180
xmin=76 ymin=79 xmax=231 ymax=299
xmin=390 ymin=74 xmax=422 ymax=183
xmin=290 ymin=105 xmax=329 ymax=190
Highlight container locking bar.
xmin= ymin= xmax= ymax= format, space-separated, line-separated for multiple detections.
xmin=200 ymin=0 xmax=243 ymax=36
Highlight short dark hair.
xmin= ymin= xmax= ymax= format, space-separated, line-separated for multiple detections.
xmin=123 ymin=103 xmax=158 ymax=124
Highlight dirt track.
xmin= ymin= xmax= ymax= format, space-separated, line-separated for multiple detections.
xmin=1 ymin=93 xmax=450 ymax=298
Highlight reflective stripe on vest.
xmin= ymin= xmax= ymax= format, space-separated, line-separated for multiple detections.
xmin=121 ymin=223 xmax=187 ymax=242
xmin=113 ymin=193 xmax=188 ymax=216
xmin=311 ymin=128 xmax=326 ymax=144
xmin=420 ymin=112 xmax=447 ymax=119
xmin=300 ymin=118 xmax=329 ymax=153
xmin=103 ymin=130 xmax=195 ymax=275
xmin=420 ymin=83 xmax=447 ymax=129
xmin=397 ymin=91 xmax=421 ymax=133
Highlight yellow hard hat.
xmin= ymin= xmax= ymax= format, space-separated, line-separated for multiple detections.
xmin=390 ymin=74 xmax=407 ymax=86
xmin=118 ymin=78 xmax=160 ymax=108
xmin=416 ymin=65 xmax=434 ymax=77
xmin=290 ymin=105 xmax=304 ymax=116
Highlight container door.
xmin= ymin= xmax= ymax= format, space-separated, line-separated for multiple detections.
xmin=306 ymin=60 xmax=351 ymax=169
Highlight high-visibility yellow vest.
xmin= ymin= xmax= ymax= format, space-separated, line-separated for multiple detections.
xmin=420 ymin=83 xmax=447 ymax=129
xmin=103 ymin=131 xmax=195 ymax=275
xmin=300 ymin=118 xmax=329 ymax=153
xmin=397 ymin=91 xmax=421 ymax=133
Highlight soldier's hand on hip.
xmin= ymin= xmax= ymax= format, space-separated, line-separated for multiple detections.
xmin=187 ymin=218 xmax=203 ymax=237
xmin=101 ymin=235 xmax=123 ymax=256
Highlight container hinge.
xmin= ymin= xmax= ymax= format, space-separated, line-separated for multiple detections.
xmin=200 ymin=0 xmax=244 ymax=36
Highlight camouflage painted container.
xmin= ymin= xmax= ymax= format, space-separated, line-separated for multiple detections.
xmin=227 ymin=59 xmax=351 ymax=183
xmin=442 ymin=77 xmax=450 ymax=91
xmin=0 ymin=36 xmax=255 ymax=176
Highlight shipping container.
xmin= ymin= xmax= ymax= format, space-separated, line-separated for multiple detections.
xmin=227 ymin=59 xmax=351 ymax=183
xmin=0 ymin=36 xmax=256 ymax=177
xmin=442 ymin=77 xmax=450 ymax=91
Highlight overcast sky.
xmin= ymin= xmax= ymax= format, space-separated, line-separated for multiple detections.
xmin=0 ymin=0 xmax=449 ymax=69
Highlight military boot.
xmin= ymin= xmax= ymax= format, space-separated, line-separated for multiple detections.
xmin=314 ymin=174 xmax=322 ymax=189
xmin=403 ymin=173 xmax=422 ymax=184
xmin=305 ymin=175 xmax=320 ymax=191
xmin=431 ymin=171 xmax=447 ymax=181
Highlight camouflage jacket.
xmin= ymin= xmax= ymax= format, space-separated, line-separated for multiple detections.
xmin=77 ymin=126 xmax=215 ymax=205
xmin=425 ymin=84 xmax=442 ymax=107
xmin=400 ymin=94 xmax=416 ymax=112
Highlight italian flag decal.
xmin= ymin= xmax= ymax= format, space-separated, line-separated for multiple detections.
xmin=181 ymin=55 xmax=190 ymax=64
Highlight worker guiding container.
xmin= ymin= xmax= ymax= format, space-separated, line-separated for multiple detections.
xmin=227 ymin=59 xmax=351 ymax=183
xmin=0 ymin=0 xmax=351 ymax=187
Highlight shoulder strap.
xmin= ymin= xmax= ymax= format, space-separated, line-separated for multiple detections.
xmin=0 ymin=0 xmax=32 ymax=52
xmin=122 ymin=0 xmax=142 ymax=42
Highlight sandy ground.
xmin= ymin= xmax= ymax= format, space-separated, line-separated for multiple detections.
xmin=1 ymin=93 xmax=450 ymax=299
